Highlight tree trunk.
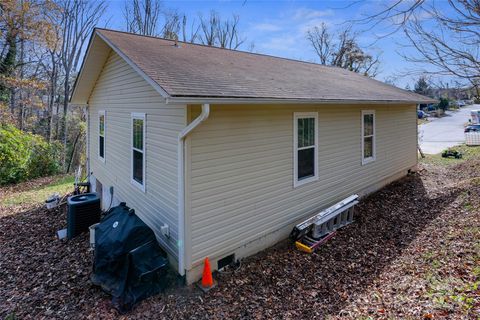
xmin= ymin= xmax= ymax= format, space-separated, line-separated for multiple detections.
xmin=9 ymin=88 xmax=16 ymax=115
xmin=17 ymin=37 xmax=25 ymax=130
xmin=18 ymin=102 xmax=24 ymax=130
xmin=0 ymin=32 xmax=17 ymax=105
xmin=61 ymin=68 xmax=70 ymax=170
xmin=66 ymin=130 xmax=80 ymax=173
xmin=55 ymin=100 xmax=60 ymax=139
xmin=47 ymin=57 xmax=57 ymax=142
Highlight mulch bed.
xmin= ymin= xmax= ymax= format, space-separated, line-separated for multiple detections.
xmin=1 ymin=160 xmax=479 ymax=319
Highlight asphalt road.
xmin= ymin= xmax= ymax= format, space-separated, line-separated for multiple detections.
xmin=419 ymin=104 xmax=479 ymax=154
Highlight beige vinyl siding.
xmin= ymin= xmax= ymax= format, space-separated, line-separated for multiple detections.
xmin=186 ymin=104 xmax=416 ymax=267
xmin=88 ymin=51 xmax=185 ymax=258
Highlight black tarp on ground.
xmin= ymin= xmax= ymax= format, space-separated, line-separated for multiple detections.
xmin=91 ymin=203 xmax=169 ymax=312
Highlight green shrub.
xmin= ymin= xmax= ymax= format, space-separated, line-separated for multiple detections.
xmin=0 ymin=124 xmax=62 ymax=185
xmin=438 ymin=97 xmax=449 ymax=111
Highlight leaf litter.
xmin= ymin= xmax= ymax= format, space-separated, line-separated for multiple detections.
xmin=1 ymin=159 xmax=479 ymax=319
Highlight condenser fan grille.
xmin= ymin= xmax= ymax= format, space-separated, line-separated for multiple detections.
xmin=67 ymin=192 xmax=101 ymax=239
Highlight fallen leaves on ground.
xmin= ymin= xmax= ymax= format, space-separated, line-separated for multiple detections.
xmin=1 ymin=160 xmax=479 ymax=319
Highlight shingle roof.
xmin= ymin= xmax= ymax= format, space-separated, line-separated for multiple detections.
xmin=94 ymin=28 xmax=434 ymax=103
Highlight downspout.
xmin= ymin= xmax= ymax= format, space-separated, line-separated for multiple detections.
xmin=177 ymin=103 xmax=210 ymax=276
xmin=86 ymin=105 xmax=90 ymax=178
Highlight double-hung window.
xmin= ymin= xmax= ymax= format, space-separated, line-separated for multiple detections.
xmin=98 ymin=110 xmax=105 ymax=162
xmin=131 ymin=113 xmax=146 ymax=191
xmin=362 ymin=110 xmax=376 ymax=164
xmin=294 ymin=112 xmax=318 ymax=187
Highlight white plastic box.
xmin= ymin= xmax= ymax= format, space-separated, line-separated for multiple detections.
xmin=466 ymin=132 xmax=480 ymax=146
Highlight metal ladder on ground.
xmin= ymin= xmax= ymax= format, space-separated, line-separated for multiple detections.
xmin=290 ymin=195 xmax=358 ymax=253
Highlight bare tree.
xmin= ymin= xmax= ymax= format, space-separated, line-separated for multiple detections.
xmin=216 ymin=15 xmax=245 ymax=49
xmin=197 ymin=11 xmax=245 ymax=49
xmin=59 ymin=0 xmax=106 ymax=168
xmin=124 ymin=0 xmax=162 ymax=36
xmin=198 ymin=10 xmax=219 ymax=46
xmin=306 ymin=24 xmax=380 ymax=77
xmin=181 ymin=14 xmax=199 ymax=43
xmin=246 ymin=41 xmax=256 ymax=53
xmin=37 ymin=7 xmax=62 ymax=141
xmin=333 ymin=29 xmax=380 ymax=76
xmin=306 ymin=23 xmax=331 ymax=64
xmin=1 ymin=0 xmax=58 ymax=129
xmin=121 ymin=5 xmax=247 ymax=49
xmin=354 ymin=0 xmax=480 ymax=98
xmin=161 ymin=9 xmax=180 ymax=40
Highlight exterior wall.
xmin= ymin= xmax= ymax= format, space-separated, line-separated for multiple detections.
xmin=185 ymin=103 xmax=417 ymax=282
xmin=88 ymin=51 xmax=185 ymax=264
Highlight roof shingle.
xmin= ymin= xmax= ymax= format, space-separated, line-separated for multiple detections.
xmin=96 ymin=29 xmax=434 ymax=103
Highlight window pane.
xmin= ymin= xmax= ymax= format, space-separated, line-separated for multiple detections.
xmin=306 ymin=118 xmax=314 ymax=146
xmin=298 ymin=117 xmax=315 ymax=148
xmin=99 ymin=136 xmax=104 ymax=158
xmin=364 ymin=114 xmax=373 ymax=136
xmin=298 ymin=118 xmax=304 ymax=147
xmin=298 ymin=147 xmax=315 ymax=179
xmin=364 ymin=137 xmax=373 ymax=158
xmin=99 ymin=115 xmax=105 ymax=136
xmin=133 ymin=150 xmax=143 ymax=184
xmin=133 ymin=119 xmax=143 ymax=150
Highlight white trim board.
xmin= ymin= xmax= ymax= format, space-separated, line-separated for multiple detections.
xmin=361 ymin=110 xmax=376 ymax=165
xmin=98 ymin=110 xmax=106 ymax=163
xmin=293 ymin=112 xmax=319 ymax=188
xmin=166 ymin=97 xmax=435 ymax=105
xmin=131 ymin=112 xmax=146 ymax=192
xmin=95 ymin=31 xmax=170 ymax=100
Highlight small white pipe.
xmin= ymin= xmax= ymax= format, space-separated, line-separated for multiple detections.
xmin=177 ymin=103 xmax=210 ymax=276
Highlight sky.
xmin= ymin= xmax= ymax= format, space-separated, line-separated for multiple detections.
xmin=101 ymin=0 xmax=450 ymax=88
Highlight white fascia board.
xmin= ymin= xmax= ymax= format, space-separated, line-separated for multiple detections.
xmin=95 ymin=31 xmax=171 ymax=101
xmin=70 ymin=33 xmax=98 ymax=104
xmin=165 ymin=97 xmax=433 ymax=105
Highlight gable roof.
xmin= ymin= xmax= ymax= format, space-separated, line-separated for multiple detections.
xmin=71 ymin=28 xmax=435 ymax=105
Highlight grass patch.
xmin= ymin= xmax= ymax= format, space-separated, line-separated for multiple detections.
xmin=428 ymin=277 xmax=480 ymax=313
xmin=420 ymin=144 xmax=480 ymax=166
xmin=1 ymin=175 xmax=74 ymax=207
xmin=422 ymin=209 xmax=480 ymax=316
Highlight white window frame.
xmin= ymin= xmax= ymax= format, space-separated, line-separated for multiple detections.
xmin=131 ymin=112 xmax=146 ymax=192
xmin=293 ymin=112 xmax=319 ymax=188
xmin=98 ymin=110 xmax=106 ymax=163
xmin=361 ymin=110 xmax=376 ymax=165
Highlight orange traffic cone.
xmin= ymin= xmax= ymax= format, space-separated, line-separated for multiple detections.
xmin=197 ymin=257 xmax=216 ymax=292
xmin=202 ymin=257 xmax=213 ymax=287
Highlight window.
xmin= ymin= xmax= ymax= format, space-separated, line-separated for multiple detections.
xmin=131 ymin=113 xmax=146 ymax=191
xmin=294 ymin=112 xmax=318 ymax=187
xmin=98 ymin=110 xmax=105 ymax=162
xmin=362 ymin=110 xmax=376 ymax=164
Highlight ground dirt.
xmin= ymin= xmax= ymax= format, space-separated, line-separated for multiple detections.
xmin=1 ymin=158 xmax=479 ymax=319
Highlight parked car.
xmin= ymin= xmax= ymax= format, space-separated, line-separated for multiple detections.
xmin=464 ymin=124 xmax=480 ymax=133
xmin=417 ymin=110 xmax=428 ymax=119
xmin=457 ymin=100 xmax=466 ymax=107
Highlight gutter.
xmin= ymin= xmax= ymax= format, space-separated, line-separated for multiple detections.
xmin=177 ymin=103 xmax=210 ymax=276
xmin=166 ymin=97 xmax=437 ymax=105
